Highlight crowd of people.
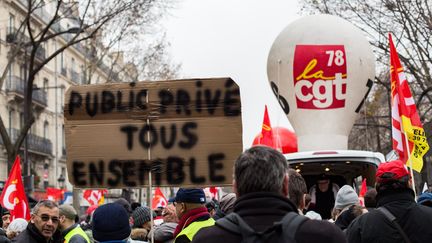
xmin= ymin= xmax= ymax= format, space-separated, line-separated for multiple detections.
xmin=1 ymin=146 xmax=432 ymax=242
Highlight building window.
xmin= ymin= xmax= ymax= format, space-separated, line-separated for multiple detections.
xmin=60 ymin=87 xmax=64 ymax=110
xmin=60 ymin=53 xmax=66 ymax=77
xmin=20 ymin=112 xmax=24 ymax=129
xmin=19 ymin=65 xmax=25 ymax=81
xmin=62 ymin=125 xmax=65 ymax=150
xmin=44 ymin=121 xmax=49 ymax=139
xmin=8 ymin=14 xmax=15 ymax=34
xmin=8 ymin=108 xmax=14 ymax=134
xmin=80 ymin=65 xmax=85 ymax=84
xmin=43 ymin=78 xmax=49 ymax=102
xmin=71 ymin=58 xmax=75 ymax=72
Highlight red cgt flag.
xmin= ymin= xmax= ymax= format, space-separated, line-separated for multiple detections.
xmin=359 ymin=178 xmax=367 ymax=198
xmin=389 ymin=33 xmax=429 ymax=172
xmin=152 ymin=187 xmax=168 ymax=209
xmin=0 ymin=156 xmax=30 ymax=220
xmin=257 ymin=105 xmax=274 ymax=148
xmin=358 ymin=178 xmax=367 ymax=206
xmin=83 ymin=189 xmax=106 ymax=206
xmin=46 ymin=187 xmax=64 ymax=202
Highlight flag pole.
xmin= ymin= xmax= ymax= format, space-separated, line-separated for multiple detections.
xmin=402 ymin=131 xmax=417 ymax=198
xmin=146 ymin=92 xmax=154 ymax=243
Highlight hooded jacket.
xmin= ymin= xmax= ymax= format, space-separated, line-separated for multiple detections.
xmin=11 ymin=223 xmax=62 ymax=243
xmin=193 ymin=192 xmax=346 ymax=243
xmin=0 ymin=228 xmax=10 ymax=243
xmin=346 ymin=188 xmax=432 ymax=243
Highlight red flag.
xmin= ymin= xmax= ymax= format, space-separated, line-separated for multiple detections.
xmin=359 ymin=179 xmax=367 ymax=197
xmin=83 ymin=190 xmax=106 ymax=206
xmin=257 ymin=105 xmax=274 ymax=147
xmin=209 ymin=187 xmax=218 ymax=199
xmin=46 ymin=187 xmax=64 ymax=202
xmin=389 ymin=33 xmax=429 ymax=172
xmin=0 ymin=156 xmax=30 ymax=220
xmin=152 ymin=187 xmax=167 ymax=209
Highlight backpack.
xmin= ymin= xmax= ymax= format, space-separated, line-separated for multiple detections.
xmin=215 ymin=212 xmax=308 ymax=243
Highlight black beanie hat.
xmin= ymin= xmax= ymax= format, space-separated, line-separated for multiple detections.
xmin=114 ymin=198 xmax=132 ymax=214
xmin=92 ymin=203 xmax=131 ymax=241
xmin=132 ymin=206 xmax=152 ymax=228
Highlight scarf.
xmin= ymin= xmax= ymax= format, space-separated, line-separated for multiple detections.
xmin=173 ymin=207 xmax=210 ymax=237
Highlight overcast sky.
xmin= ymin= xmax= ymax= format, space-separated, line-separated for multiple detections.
xmin=162 ymin=0 xmax=300 ymax=148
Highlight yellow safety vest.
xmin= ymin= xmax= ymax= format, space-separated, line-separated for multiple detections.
xmin=64 ymin=225 xmax=91 ymax=243
xmin=175 ymin=218 xmax=215 ymax=242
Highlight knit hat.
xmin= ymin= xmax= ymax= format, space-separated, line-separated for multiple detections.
xmin=305 ymin=211 xmax=322 ymax=220
xmin=334 ymin=185 xmax=359 ymax=210
xmin=92 ymin=203 xmax=131 ymax=241
xmin=7 ymin=218 xmax=28 ymax=233
xmin=132 ymin=206 xmax=152 ymax=228
xmin=2 ymin=209 xmax=10 ymax=216
xmin=114 ymin=198 xmax=133 ymax=214
xmin=175 ymin=188 xmax=206 ymax=204
xmin=59 ymin=204 xmax=78 ymax=221
xmin=220 ymin=193 xmax=236 ymax=214
xmin=376 ymin=160 xmax=410 ymax=183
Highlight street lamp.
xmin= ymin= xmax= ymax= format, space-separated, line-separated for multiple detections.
xmin=57 ymin=174 xmax=65 ymax=189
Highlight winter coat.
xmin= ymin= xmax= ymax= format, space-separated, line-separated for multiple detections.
xmin=11 ymin=223 xmax=62 ymax=243
xmin=153 ymin=222 xmax=177 ymax=243
xmin=131 ymin=228 xmax=149 ymax=242
xmin=346 ymin=188 xmax=432 ymax=243
xmin=0 ymin=228 xmax=10 ymax=243
xmin=192 ymin=192 xmax=346 ymax=243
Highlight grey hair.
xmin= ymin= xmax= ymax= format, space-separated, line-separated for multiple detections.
xmin=32 ymin=200 xmax=59 ymax=215
xmin=234 ymin=146 xmax=288 ymax=196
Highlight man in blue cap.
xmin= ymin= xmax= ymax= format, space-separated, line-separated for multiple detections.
xmin=172 ymin=188 xmax=214 ymax=243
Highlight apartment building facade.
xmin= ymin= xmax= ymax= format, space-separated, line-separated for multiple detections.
xmin=0 ymin=0 xmax=136 ymax=200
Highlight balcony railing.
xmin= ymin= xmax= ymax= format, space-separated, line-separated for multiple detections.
xmin=6 ymin=75 xmax=25 ymax=94
xmin=0 ymin=128 xmax=52 ymax=156
xmin=6 ymin=27 xmax=30 ymax=44
xmin=6 ymin=75 xmax=47 ymax=107
xmin=32 ymin=88 xmax=47 ymax=107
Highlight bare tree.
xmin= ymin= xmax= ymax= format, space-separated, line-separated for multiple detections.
xmin=0 ymin=0 xmax=176 ymax=170
xmin=301 ymin=0 xmax=432 ymax=187
xmin=81 ymin=1 xmax=181 ymax=83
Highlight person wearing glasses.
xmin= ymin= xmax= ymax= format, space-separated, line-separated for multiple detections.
xmin=12 ymin=200 xmax=62 ymax=243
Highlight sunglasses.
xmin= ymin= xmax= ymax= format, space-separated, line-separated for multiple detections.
xmin=35 ymin=214 xmax=59 ymax=223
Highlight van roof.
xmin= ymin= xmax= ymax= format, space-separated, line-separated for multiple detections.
xmin=284 ymin=150 xmax=385 ymax=166
xmin=284 ymin=150 xmax=385 ymax=183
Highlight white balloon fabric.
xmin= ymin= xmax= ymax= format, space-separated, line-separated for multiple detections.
xmin=267 ymin=14 xmax=375 ymax=151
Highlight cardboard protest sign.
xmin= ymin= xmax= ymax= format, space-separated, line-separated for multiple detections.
xmin=64 ymin=78 xmax=242 ymax=188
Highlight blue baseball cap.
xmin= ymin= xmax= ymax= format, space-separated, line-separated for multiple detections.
xmin=175 ymin=188 xmax=206 ymax=204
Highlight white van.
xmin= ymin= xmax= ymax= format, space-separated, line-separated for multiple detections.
xmin=284 ymin=150 xmax=385 ymax=190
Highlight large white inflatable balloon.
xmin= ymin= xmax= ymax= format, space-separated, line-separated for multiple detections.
xmin=267 ymin=14 xmax=375 ymax=151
